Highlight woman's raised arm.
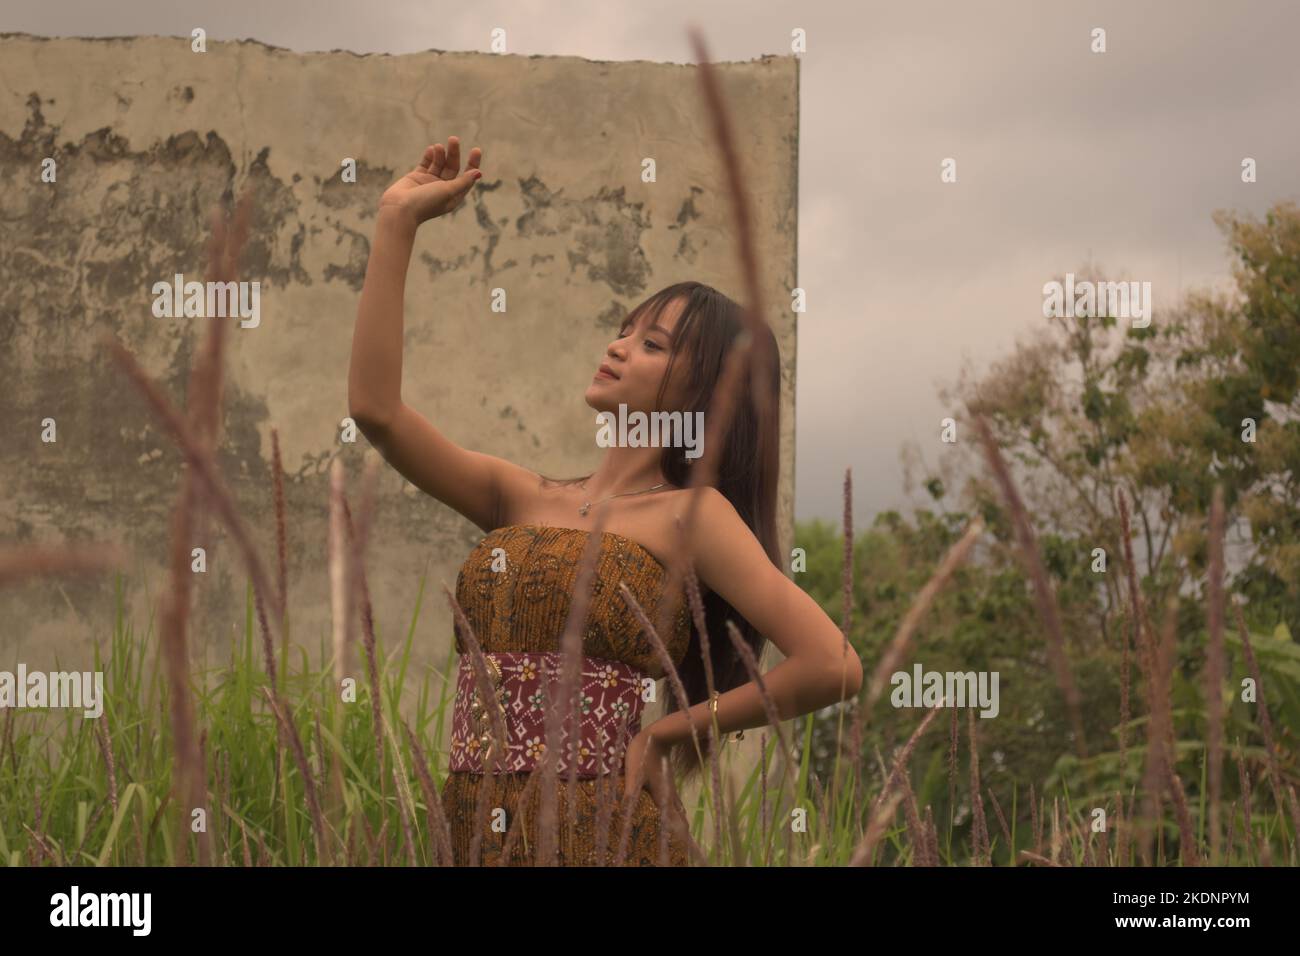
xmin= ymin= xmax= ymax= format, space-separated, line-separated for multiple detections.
xmin=348 ymin=139 xmax=535 ymax=533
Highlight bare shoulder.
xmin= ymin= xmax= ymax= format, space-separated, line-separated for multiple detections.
xmin=676 ymin=485 xmax=740 ymax=528
xmin=676 ymin=486 xmax=784 ymax=604
xmin=675 ymin=486 xmax=757 ymax=558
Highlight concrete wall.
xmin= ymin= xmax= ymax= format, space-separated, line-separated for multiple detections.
xmin=0 ymin=35 xmax=798 ymax=742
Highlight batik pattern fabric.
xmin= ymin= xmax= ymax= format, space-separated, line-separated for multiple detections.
xmin=439 ymin=524 xmax=692 ymax=866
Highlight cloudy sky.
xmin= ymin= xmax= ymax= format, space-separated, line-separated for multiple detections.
xmin=5 ymin=0 xmax=1298 ymax=524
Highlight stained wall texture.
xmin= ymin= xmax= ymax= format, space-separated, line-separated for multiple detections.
xmin=0 ymin=35 xmax=799 ymax=756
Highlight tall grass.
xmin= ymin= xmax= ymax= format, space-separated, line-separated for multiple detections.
xmin=2 ymin=26 xmax=1296 ymax=868
xmin=1 ymin=489 xmax=1297 ymax=866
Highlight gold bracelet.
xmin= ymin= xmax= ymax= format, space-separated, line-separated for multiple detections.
xmin=709 ymin=691 xmax=745 ymax=742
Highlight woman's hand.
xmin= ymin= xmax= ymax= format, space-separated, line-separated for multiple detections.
xmin=378 ymin=137 xmax=483 ymax=225
xmin=623 ymin=728 xmax=682 ymax=815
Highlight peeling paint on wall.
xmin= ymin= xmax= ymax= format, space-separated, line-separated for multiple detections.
xmin=0 ymin=36 xmax=798 ymax=713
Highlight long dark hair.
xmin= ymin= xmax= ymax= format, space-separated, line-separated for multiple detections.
xmin=540 ymin=280 xmax=783 ymax=786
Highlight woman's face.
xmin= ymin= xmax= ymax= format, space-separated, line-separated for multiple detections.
xmin=584 ymin=296 xmax=690 ymax=414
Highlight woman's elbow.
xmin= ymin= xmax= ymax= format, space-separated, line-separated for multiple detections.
xmin=820 ymin=650 xmax=863 ymax=703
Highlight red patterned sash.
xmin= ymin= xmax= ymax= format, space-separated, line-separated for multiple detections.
xmin=449 ymin=651 xmax=649 ymax=777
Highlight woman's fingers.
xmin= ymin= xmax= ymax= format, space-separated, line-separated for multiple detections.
xmin=420 ymin=139 xmax=480 ymax=180
xmin=445 ymin=136 xmax=461 ymax=177
xmin=411 ymin=139 xmax=479 ymax=201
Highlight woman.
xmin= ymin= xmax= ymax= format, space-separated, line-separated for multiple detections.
xmin=348 ymin=136 xmax=863 ymax=866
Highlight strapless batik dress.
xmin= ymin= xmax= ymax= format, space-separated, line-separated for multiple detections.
xmin=439 ymin=523 xmax=692 ymax=866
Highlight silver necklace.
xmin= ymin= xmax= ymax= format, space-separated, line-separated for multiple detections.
xmin=578 ymin=481 xmax=668 ymax=516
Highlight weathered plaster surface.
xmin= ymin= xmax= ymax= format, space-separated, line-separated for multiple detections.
xmin=0 ymin=36 xmax=798 ymax=759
